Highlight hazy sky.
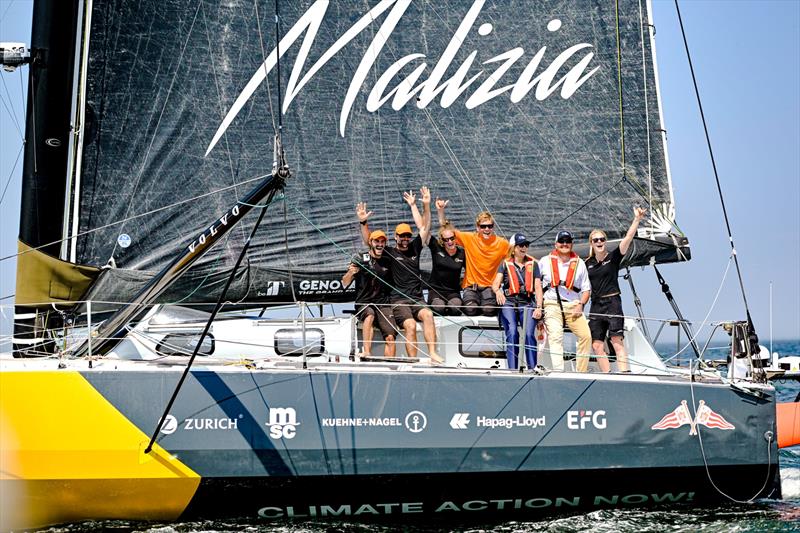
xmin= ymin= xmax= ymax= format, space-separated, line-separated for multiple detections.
xmin=1 ymin=0 xmax=798 ymax=352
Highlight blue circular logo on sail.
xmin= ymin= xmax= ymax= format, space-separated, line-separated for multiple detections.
xmin=117 ymin=233 xmax=131 ymax=248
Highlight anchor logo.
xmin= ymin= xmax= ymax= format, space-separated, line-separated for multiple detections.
xmin=404 ymin=410 xmax=427 ymax=433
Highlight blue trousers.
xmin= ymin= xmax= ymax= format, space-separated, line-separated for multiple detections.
xmin=499 ymin=302 xmax=538 ymax=369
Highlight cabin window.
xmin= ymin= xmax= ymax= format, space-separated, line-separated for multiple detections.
xmin=274 ymin=328 xmax=325 ymax=356
xmin=458 ymin=326 xmax=504 ymax=358
xmin=156 ymin=333 xmax=215 ymax=356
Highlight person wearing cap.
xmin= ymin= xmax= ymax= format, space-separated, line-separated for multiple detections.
xmin=342 ymin=229 xmax=396 ymax=358
xmin=427 ymin=223 xmax=466 ymax=316
xmin=356 ymin=188 xmax=442 ymax=364
xmin=585 ymin=206 xmax=647 ymax=372
xmin=538 ymin=230 xmax=592 ymax=372
xmin=435 ymin=199 xmax=508 ymax=316
xmin=491 ymin=233 xmax=543 ymax=370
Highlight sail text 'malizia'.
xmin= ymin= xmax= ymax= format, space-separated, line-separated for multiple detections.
xmin=206 ymin=0 xmax=600 ymax=154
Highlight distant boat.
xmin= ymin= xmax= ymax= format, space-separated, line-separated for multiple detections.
xmin=0 ymin=0 xmax=788 ymax=529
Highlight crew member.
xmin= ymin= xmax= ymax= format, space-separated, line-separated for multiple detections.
xmin=492 ymin=233 xmax=543 ymax=370
xmin=357 ymin=187 xmax=442 ymax=364
xmin=342 ymin=229 xmax=396 ymax=358
xmin=436 ymin=199 xmax=508 ymax=316
xmin=427 ymin=223 xmax=466 ymax=315
xmin=586 ymin=206 xmax=647 ymax=372
xmin=539 ymin=231 xmax=592 ymax=372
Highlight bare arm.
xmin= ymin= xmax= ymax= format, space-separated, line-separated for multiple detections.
xmin=420 ymin=186 xmax=432 ymax=245
xmin=342 ymin=263 xmax=360 ymax=287
xmin=356 ymin=202 xmax=372 ymax=247
xmin=492 ymin=271 xmax=506 ymax=306
xmin=403 ymin=190 xmax=424 ymax=231
xmin=533 ymin=277 xmax=543 ymax=320
xmin=435 ymin=198 xmax=449 ymax=228
xmin=619 ymin=206 xmax=647 ymax=256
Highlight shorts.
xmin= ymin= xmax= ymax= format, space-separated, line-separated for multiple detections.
xmin=391 ymin=299 xmax=428 ymax=325
xmin=355 ymin=303 xmax=397 ymax=338
xmin=589 ymin=294 xmax=625 ymax=341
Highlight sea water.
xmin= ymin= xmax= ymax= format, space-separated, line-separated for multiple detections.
xmin=37 ymin=341 xmax=800 ymax=533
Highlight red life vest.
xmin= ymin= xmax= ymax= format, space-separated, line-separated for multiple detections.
xmin=505 ymin=257 xmax=536 ymax=295
xmin=549 ymin=251 xmax=579 ymax=292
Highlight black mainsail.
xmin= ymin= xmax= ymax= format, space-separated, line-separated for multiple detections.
xmin=15 ymin=0 xmax=686 ymax=322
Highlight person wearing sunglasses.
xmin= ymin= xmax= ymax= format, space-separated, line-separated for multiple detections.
xmin=435 ymin=199 xmax=508 ymax=317
xmin=342 ymin=229 xmax=397 ymax=358
xmin=539 ymin=230 xmax=592 ymax=372
xmin=491 ymin=233 xmax=544 ymax=370
xmin=585 ymin=207 xmax=647 ymax=372
xmin=357 ymin=188 xmax=442 ymax=365
xmin=427 ymin=223 xmax=466 ymax=316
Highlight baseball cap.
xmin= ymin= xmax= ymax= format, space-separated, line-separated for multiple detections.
xmin=555 ymin=230 xmax=574 ymax=243
xmin=395 ymin=223 xmax=413 ymax=235
xmin=509 ymin=233 xmax=530 ymax=247
xmin=369 ymin=230 xmax=387 ymax=241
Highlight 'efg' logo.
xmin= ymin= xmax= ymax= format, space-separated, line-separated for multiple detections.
xmin=567 ymin=410 xmax=607 ymax=430
xmin=267 ymin=407 xmax=300 ymax=439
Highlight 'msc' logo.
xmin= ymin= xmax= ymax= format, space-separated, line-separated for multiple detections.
xmin=267 ymin=407 xmax=300 ymax=439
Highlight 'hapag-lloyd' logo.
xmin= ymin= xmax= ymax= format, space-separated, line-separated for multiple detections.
xmin=206 ymin=0 xmax=600 ymax=154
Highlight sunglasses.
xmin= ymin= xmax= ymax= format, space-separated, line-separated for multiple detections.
xmin=442 ymin=236 xmax=456 ymax=242
xmin=557 ymin=239 xmax=573 ymax=244
xmin=479 ymin=223 xmax=494 ymax=229
xmin=397 ymin=233 xmax=413 ymax=239
xmin=516 ymin=243 xmax=529 ymax=247
xmin=592 ymin=237 xmax=606 ymax=243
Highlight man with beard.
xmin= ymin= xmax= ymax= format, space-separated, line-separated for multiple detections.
xmin=342 ymin=229 xmax=396 ymax=358
xmin=356 ymin=187 xmax=442 ymax=365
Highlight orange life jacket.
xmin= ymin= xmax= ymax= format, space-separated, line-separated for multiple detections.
xmin=505 ymin=257 xmax=536 ymax=295
xmin=549 ymin=251 xmax=579 ymax=292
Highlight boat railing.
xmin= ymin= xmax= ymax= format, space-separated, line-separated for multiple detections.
xmin=1 ymin=299 xmax=766 ymax=381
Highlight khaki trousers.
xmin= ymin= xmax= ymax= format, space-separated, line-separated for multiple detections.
xmin=543 ymin=300 xmax=592 ymax=372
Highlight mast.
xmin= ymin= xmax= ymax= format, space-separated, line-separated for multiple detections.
xmin=12 ymin=0 xmax=82 ymax=356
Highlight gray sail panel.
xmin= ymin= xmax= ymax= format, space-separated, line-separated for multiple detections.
xmin=73 ymin=0 xmax=682 ymax=306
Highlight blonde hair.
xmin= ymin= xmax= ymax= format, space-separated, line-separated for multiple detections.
xmin=587 ymin=229 xmax=607 ymax=259
xmin=506 ymin=242 xmax=535 ymax=261
xmin=438 ymin=223 xmax=457 ymax=246
xmin=475 ymin=211 xmax=494 ymax=226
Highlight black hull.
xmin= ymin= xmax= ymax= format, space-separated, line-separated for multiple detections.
xmin=182 ymin=465 xmax=781 ymax=521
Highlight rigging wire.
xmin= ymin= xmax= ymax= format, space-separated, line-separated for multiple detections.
xmin=0 ymin=84 xmax=23 ymax=137
xmin=673 ymin=0 xmax=759 ymax=346
xmin=0 ymin=143 xmax=23 ymax=205
xmin=0 ymin=71 xmax=23 ymax=136
xmin=144 ymin=185 xmax=282 ymax=455
xmin=530 ymin=176 xmax=626 ymax=244
xmin=637 ymin=0 xmax=655 ymax=227
xmin=108 ymin=2 xmax=202 ymax=262
xmin=253 ymin=0 xmax=278 ymax=135
xmin=201 ymin=2 xmax=249 ymax=235
xmin=0 ymin=173 xmax=270 ymax=263
xmin=0 ymin=0 xmax=17 ymax=23
xmin=614 ymin=0 xmax=627 ymax=174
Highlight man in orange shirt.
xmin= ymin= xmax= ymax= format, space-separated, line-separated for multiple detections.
xmin=436 ymin=199 xmax=508 ymax=316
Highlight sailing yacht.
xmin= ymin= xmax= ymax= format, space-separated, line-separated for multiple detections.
xmin=0 ymin=0 xmax=787 ymax=529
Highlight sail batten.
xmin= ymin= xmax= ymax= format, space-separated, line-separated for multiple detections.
xmin=17 ymin=0 xmax=687 ymax=308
